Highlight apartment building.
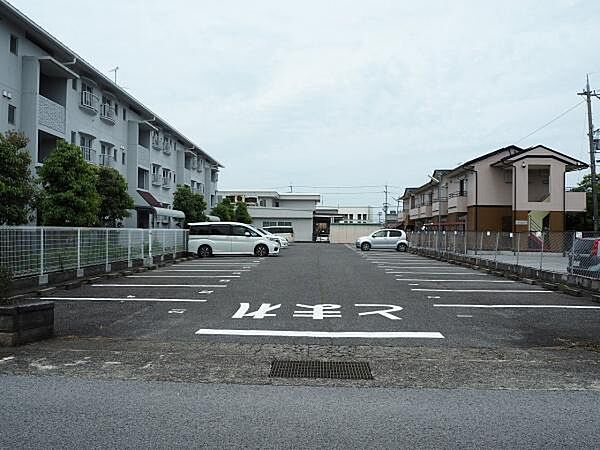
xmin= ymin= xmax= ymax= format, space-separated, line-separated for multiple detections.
xmin=218 ymin=190 xmax=321 ymax=241
xmin=399 ymin=145 xmax=588 ymax=232
xmin=0 ymin=0 xmax=222 ymax=228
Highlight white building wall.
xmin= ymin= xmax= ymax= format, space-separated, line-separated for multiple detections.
xmin=0 ymin=7 xmax=221 ymax=228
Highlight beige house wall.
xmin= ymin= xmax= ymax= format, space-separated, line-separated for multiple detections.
xmin=330 ymin=224 xmax=382 ymax=244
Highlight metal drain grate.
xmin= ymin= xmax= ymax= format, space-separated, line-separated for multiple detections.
xmin=269 ymin=360 xmax=373 ymax=380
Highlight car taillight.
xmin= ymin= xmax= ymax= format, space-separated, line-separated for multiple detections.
xmin=592 ymin=240 xmax=600 ymax=256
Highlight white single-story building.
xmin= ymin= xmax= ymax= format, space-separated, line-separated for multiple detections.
xmin=217 ymin=191 xmax=321 ymax=242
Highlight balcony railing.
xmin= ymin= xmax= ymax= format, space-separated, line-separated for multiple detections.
xmin=448 ymin=191 xmax=467 ymax=198
xmin=80 ymin=146 xmax=96 ymax=163
xmin=162 ymin=176 xmax=171 ymax=188
xmin=163 ymin=143 xmax=172 ymax=155
xmin=152 ymin=173 xmax=162 ymax=185
xmin=38 ymin=95 xmax=66 ymax=135
xmin=80 ymin=91 xmax=99 ymax=113
xmin=98 ymin=154 xmax=111 ymax=166
xmin=99 ymin=103 xmax=115 ymax=124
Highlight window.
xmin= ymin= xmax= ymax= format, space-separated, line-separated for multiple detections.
xmin=259 ymin=199 xmax=266 ymax=207
xmin=389 ymin=230 xmax=403 ymax=237
xmin=232 ymin=225 xmax=258 ymax=237
xmin=209 ymin=224 xmax=231 ymax=235
xmin=137 ymin=168 xmax=149 ymax=190
xmin=122 ymin=108 xmax=127 ymax=120
xmin=263 ymin=221 xmax=277 ymax=227
xmin=70 ymin=131 xmax=76 ymax=144
xmin=7 ymin=104 xmax=15 ymax=125
xmin=114 ymin=103 xmax=119 ymax=116
xmin=72 ymin=79 xmax=77 ymax=90
xmin=504 ymin=169 xmax=512 ymax=183
xmin=190 ymin=225 xmax=210 ymax=236
xmin=372 ymin=231 xmax=386 ymax=238
xmin=113 ymin=148 xmax=117 ymax=160
xmin=9 ymin=34 xmax=18 ymax=55
xmin=122 ymin=151 xmax=126 ymax=165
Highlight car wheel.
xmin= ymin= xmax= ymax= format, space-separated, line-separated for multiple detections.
xmin=361 ymin=242 xmax=371 ymax=251
xmin=254 ymin=244 xmax=269 ymax=257
xmin=198 ymin=245 xmax=212 ymax=258
xmin=397 ymin=243 xmax=408 ymax=252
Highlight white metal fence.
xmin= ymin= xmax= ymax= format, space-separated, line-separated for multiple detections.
xmin=407 ymin=230 xmax=600 ymax=278
xmin=0 ymin=227 xmax=188 ymax=279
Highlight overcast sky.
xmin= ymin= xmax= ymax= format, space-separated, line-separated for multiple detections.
xmin=10 ymin=0 xmax=599 ymax=209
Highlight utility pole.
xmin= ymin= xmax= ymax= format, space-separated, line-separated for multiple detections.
xmin=108 ymin=66 xmax=119 ymax=84
xmin=578 ymin=75 xmax=600 ymax=231
xmin=383 ymin=184 xmax=389 ymax=224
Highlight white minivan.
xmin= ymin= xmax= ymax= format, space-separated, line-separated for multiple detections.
xmin=188 ymin=222 xmax=280 ymax=257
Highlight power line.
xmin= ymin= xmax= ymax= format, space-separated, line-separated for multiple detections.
xmin=514 ymin=100 xmax=585 ymax=144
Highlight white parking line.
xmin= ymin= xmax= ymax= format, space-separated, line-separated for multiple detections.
xmin=386 ymin=272 xmax=486 ymax=275
xmin=91 ymin=284 xmax=227 ymax=288
xmin=413 ymin=289 xmax=553 ymax=293
xmin=434 ymin=304 xmax=600 ymax=309
xmin=176 ymin=263 xmax=260 ymax=266
xmin=127 ymin=275 xmax=240 ymax=278
xmin=159 ymin=270 xmax=250 ymax=272
xmin=194 ymin=329 xmax=445 ymax=339
xmin=396 ymin=279 xmax=514 ymax=283
xmin=40 ymin=297 xmax=208 ymax=302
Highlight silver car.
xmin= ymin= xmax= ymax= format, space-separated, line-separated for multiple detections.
xmin=356 ymin=229 xmax=408 ymax=252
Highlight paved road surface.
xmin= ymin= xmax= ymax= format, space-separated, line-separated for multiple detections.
xmin=1 ymin=375 xmax=599 ymax=449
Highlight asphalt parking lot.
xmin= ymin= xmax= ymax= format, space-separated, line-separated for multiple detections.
xmin=36 ymin=243 xmax=600 ymax=348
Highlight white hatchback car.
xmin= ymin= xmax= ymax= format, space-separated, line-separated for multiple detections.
xmin=356 ymin=229 xmax=409 ymax=252
xmin=188 ymin=222 xmax=279 ymax=257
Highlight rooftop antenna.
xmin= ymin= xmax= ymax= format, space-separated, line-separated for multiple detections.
xmin=108 ymin=66 xmax=119 ymax=84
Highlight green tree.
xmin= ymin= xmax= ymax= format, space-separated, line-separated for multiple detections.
xmin=0 ymin=131 xmax=37 ymax=225
xmin=234 ymin=201 xmax=253 ymax=224
xmin=95 ymin=166 xmax=134 ymax=227
xmin=37 ymin=140 xmax=100 ymax=226
xmin=173 ymin=185 xmax=207 ymax=225
xmin=211 ymin=198 xmax=235 ymax=221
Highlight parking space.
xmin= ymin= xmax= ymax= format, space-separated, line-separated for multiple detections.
xmin=37 ymin=244 xmax=600 ymax=348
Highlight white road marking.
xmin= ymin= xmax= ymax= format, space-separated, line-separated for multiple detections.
xmin=412 ymin=288 xmax=552 ymax=293
xmin=91 ymin=284 xmax=227 ymax=288
xmin=175 ymin=263 xmax=259 ymax=266
xmin=168 ymin=309 xmax=187 ymax=314
xmin=219 ymin=279 xmax=231 ymax=282
xmin=409 ymin=283 xmax=420 ymax=286
xmin=396 ymin=279 xmax=514 ymax=283
xmin=427 ymin=296 xmax=441 ymax=299
xmin=386 ymin=271 xmax=486 ymax=275
xmin=198 ymin=290 xmax=214 ymax=294
xmin=159 ymin=270 xmax=250 ymax=272
xmin=127 ymin=275 xmax=240 ymax=278
xmin=194 ymin=329 xmax=445 ymax=339
xmin=434 ymin=304 xmax=600 ymax=309
xmin=40 ymin=297 xmax=208 ymax=302
xmin=457 ymin=314 xmax=473 ymax=318
xmin=0 ymin=356 xmax=15 ymax=363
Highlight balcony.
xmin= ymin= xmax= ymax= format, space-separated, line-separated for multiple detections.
xmin=38 ymin=95 xmax=66 ymax=135
xmin=566 ymin=191 xmax=586 ymax=212
xmin=99 ymin=103 xmax=115 ymax=124
xmin=80 ymin=146 xmax=96 ymax=164
xmin=98 ymin=154 xmax=111 ymax=166
xmin=420 ymin=204 xmax=433 ymax=219
xmin=432 ymin=198 xmax=448 ymax=216
xmin=80 ymin=91 xmax=99 ymax=114
xmin=162 ymin=176 xmax=171 ymax=188
xmin=448 ymin=191 xmax=467 ymax=213
xmin=409 ymin=207 xmax=419 ymax=219
xmin=137 ymin=145 xmax=150 ymax=168
xmin=163 ymin=143 xmax=172 ymax=155
xmin=152 ymin=173 xmax=162 ymax=186
xmin=152 ymin=137 xmax=162 ymax=150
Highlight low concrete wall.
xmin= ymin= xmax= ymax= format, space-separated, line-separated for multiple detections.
xmin=330 ymin=224 xmax=382 ymax=244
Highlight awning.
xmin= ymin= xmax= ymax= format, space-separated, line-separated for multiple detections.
xmin=137 ymin=190 xmax=161 ymax=208
xmin=39 ymin=56 xmax=79 ymax=79
xmin=154 ymin=207 xmax=185 ymax=219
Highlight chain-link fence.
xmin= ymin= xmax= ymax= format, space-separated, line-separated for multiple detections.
xmin=0 ymin=227 xmax=188 ymax=278
xmin=406 ymin=230 xmax=600 ymax=278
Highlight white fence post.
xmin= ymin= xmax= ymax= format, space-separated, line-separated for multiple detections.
xmin=77 ymin=228 xmax=83 ymax=277
xmin=105 ymin=228 xmax=110 ymax=272
xmin=516 ymin=232 xmax=521 ymax=268
xmin=539 ymin=232 xmax=544 ymax=270
xmin=494 ymin=232 xmax=500 ymax=268
xmin=149 ymin=229 xmax=153 ymax=262
xmin=172 ymin=231 xmax=177 ymax=259
xmin=38 ymin=227 xmax=48 ymax=285
xmin=162 ymin=230 xmax=166 ymax=261
xmin=127 ymin=229 xmax=132 ymax=268
xmin=141 ymin=229 xmax=144 ymax=260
